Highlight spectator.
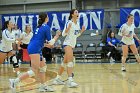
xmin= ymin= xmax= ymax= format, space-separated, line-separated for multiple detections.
xmin=18 ymin=24 xmax=33 ymax=63
xmin=106 ymin=31 xmax=121 ymax=63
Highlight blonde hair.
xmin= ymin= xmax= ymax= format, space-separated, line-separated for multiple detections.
xmin=25 ymin=24 xmax=31 ymax=33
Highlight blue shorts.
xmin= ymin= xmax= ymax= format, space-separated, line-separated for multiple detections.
xmin=27 ymin=43 xmax=44 ymax=61
xmin=27 ymin=43 xmax=42 ymax=54
xmin=62 ymin=45 xmax=68 ymax=49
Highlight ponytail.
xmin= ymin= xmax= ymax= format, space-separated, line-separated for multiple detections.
xmin=68 ymin=14 xmax=72 ymax=20
xmin=37 ymin=13 xmax=48 ymax=28
xmin=68 ymin=9 xmax=77 ymax=20
xmin=2 ymin=21 xmax=9 ymax=31
xmin=38 ymin=19 xmax=44 ymax=27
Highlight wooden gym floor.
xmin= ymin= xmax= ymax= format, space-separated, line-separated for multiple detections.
xmin=0 ymin=63 xmax=140 ymax=93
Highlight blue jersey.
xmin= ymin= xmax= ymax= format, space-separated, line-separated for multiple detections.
xmin=28 ymin=23 xmax=52 ymax=54
xmin=107 ymin=37 xmax=120 ymax=46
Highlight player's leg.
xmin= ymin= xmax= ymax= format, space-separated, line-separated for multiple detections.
xmin=38 ymin=56 xmax=54 ymax=92
xmin=121 ymin=45 xmax=128 ymax=71
xmin=8 ymin=51 xmax=20 ymax=76
xmin=65 ymin=46 xmax=78 ymax=87
xmin=0 ymin=52 xmax=7 ymax=64
xmin=129 ymin=44 xmax=140 ymax=63
xmin=53 ymin=54 xmax=66 ymax=85
xmin=9 ymin=54 xmax=40 ymax=90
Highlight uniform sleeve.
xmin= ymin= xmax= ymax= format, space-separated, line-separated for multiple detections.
xmin=2 ymin=30 xmax=15 ymax=42
xmin=45 ymin=26 xmax=52 ymax=41
xmin=116 ymin=38 xmax=120 ymax=43
xmin=62 ymin=21 xmax=71 ymax=37
xmin=118 ymin=24 xmax=125 ymax=36
xmin=107 ymin=37 xmax=111 ymax=43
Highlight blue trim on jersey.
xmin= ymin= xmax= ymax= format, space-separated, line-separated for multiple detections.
xmin=62 ymin=45 xmax=68 ymax=49
xmin=5 ymin=30 xmax=10 ymax=38
xmin=66 ymin=20 xmax=70 ymax=28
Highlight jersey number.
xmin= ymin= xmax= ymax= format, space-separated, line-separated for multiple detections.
xmin=35 ymin=28 xmax=39 ymax=34
xmin=74 ymin=30 xmax=79 ymax=35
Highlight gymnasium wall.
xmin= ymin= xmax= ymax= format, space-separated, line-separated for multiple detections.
xmin=1 ymin=0 xmax=140 ymax=28
xmin=0 ymin=0 xmax=72 ymax=14
xmin=0 ymin=0 xmax=74 ymax=37
xmin=0 ymin=0 xmax=140 ymax=39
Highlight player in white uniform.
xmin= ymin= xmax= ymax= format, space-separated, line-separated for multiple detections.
xmin=53 ymin=9 xmax=85 ymax=87
xmin=119 ymin=14 xmax=140 ymax=71
xmin=0 ymin=21 xmax=20 ymax=75
xmin=12 ymin=24 xmax=22 ymax=50
xmin=13 ymin=24 xmax=22 ymax=39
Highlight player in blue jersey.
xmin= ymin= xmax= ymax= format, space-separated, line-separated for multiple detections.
xmin=9 ymin=13 xmax=60 ymax=92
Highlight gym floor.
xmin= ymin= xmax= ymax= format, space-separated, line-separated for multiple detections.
xmin=0 ymin=63 xmax=140 ymax=93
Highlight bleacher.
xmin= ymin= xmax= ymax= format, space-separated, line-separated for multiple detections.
xmin=51 ymin=28 xmax=140 ymax=63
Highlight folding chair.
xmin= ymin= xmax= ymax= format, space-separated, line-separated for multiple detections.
xmin=84 ymin=43 xmax=96 ymax=62
xmin=73 ymin=43 xmax=84 ymax=61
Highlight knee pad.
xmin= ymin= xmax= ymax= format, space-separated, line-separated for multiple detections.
xmin=135 ymin=54 xmax=140 ymax=59
xmin=10 ymin=55 xmax=19 ymax=68
xmin=27 ymin=70 xmax=35 ymax=77
xmin=10 ymin=55 xmax=18 ymax=63
xmin=39 ymin=66 xmax=47 ymax=73
xmin=67 ymin=62 xmax=74 ymax=67
xmin=13 ymin=63 xmax=19 ymax=68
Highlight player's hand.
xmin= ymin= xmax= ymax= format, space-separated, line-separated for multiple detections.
xmin=81 ymin=25 xmax=85 ymax=33
xmin=56 ymin=30 xmax=61 ymax=37
xmin=45 ymin=44 xmax=54 ymax=48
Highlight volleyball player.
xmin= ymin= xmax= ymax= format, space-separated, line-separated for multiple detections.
xmin=53 ymin=9 xmax=85 ymax=88
xmin=9 ymin=13 xmax=60 ymax=92
xmin=13 ymin=24 xmax=22 ymax=40
xmin=12 ymin=24 xmax=22 ymax=74
xmin=119 ymin=14 xmax=140 ymax=71
xmin=0 ymin=21 xmax=20 ymax=76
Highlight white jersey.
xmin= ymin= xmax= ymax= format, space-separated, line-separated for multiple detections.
xmin=119 ymin=23 xmax=135 ymax=45
xmin=13 ymin=29 xmax=22 ymax=39
xmin=0 ymin=29 xmax=15 ymax=52
xmin=20 ymin=31 xmax=33 ymax=44
xmin=62 ymin=20 xmax=80 ymax=48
